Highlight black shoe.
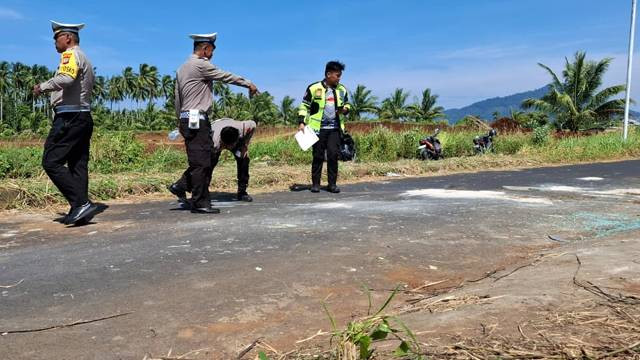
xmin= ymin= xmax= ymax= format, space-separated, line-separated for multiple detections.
xmin=237 ymin=192 xmax=253 ymax=202
xmin=54 ymin=207 xmax=72 ymax=223
xmin=191 ymin=207 xmax=221 ymax=214
xmin=327 ymin=185 xmax=341 ymax=193
xmin=168 ymin=183 xmax=187 ymax=202
xmin=310 ymin=185 xmax=320 ymax=193
xmin=65 ymin=202 xmax=99 ymax=225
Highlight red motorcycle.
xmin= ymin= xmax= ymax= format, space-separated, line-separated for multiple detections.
xmin=418 ymin=128 xmax=443 ymax=160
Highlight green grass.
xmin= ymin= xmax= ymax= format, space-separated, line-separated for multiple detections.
xmin=1 ymin=128 xmax=639 ymax=209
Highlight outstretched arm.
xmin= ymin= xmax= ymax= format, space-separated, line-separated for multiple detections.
xmin=200 ymin=61 xmax=257 ymax=96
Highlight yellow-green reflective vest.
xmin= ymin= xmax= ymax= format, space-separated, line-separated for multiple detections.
xmin=298 ymin=81 xmax=351 ymax=132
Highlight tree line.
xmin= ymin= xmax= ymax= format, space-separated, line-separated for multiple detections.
xmin=0 ymin=51 xmax=627 ymax=136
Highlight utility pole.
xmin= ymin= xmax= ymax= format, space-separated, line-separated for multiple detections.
xmin=623 ymin=0 xmax=637 ymax=140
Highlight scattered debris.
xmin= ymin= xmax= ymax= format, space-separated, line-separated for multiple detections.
xmin=0 ymin=312 xmax=132 ymax=335
xmin=403 ymin=188 xmax=553 ymax=205
xmin=578 ymin=177 xmax=604 ymax=181
xmin=295 ymin=330 xmax=329 ymax=344
xmin=0 ymin=279 xmax=24 ymax=289
xmin=548 ymin=234 xmax=568 ymax=242
xmin=237 ymin=337 xmax=263 ymax=359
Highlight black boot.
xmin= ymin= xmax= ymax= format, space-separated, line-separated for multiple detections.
xmin=237 ymin=191 xmax=253 ymax=202
xmin=168 ymin=183 xmax=187 ymax=203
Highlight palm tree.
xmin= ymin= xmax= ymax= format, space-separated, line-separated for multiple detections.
xmin=213 ymin=81 xmax=229 ymax=97
xmin=160 ymin=75 xmax=175 ymax=111
xmin=107 ymin=76 xmax=126 ymax=111
xmin=32 ymin=65 xmax=52 ymax=115
xmin=0 ymin=62 xmax=9 ymax=123
xmin=408 ymin=88 xmax=445 ymax=123
xmin=93 ymin=75 xmax=107 ymax=107
xmin=349 ymin=84 xmax=378 ymax=121
xmin=522 ymin=52 xmax=626 ymax=131
xmin=138 ymin=63 xmax=160 ymax=107
xmin=11 ymin=63 xmax=28 ymax=104
xmin=249 ymin=91 xmax=279 ymax=124
xmin=379 ymin=88 xmax=410 ymax=121
xmin=279 ymin=95 xmax=295 ymax=124
xmin=160 ymin=75 xmax=174 ymax=100
xmin=121 ymin=66 xmax=137 ymax=102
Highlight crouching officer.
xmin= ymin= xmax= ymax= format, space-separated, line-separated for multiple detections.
xmin=170 ymin=118 xmax=256 ymax=203
xmin=33 ymin=21 xmax=101 ymax=225
xmin=169 ymin=33 xmax=258 ymax=213
xmin=298 ymin=61 xmax=351 ymax=193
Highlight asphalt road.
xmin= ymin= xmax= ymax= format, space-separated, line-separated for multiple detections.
xmin=1 ymin=160 xmax=639 ymax=359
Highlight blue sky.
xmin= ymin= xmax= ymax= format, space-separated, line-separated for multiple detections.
xmin=0 ymin=0 xmax=638 ymax=109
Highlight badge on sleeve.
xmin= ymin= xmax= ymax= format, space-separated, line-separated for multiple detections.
xmin=314 ymin=89 xmax=323 ymax=98
xmin=58 ymin=51 xmax=78 ymax=78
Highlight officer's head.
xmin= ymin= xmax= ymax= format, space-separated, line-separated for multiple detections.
xmin=220 ymin=126 xmax=240 ymax=149
xmin=53 ymin=31 xmax=79 ymax=54
xmin=194 ymin=42 xmax=216 ymax=60
xmin=324 ymin=61 xmax=345 ymax=87
xmin=50 ymin=21 xmax=83 ymax=53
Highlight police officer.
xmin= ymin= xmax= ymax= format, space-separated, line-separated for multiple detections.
xmin=298 ymin=61 xmax=351 ymax=193
xmin=169 ymin=33 xmax=258 ymax=213
xmin=33 ymin=21 xmax=100 ymax=225
xmin=170 ymin=118 xmax=256 ymax=203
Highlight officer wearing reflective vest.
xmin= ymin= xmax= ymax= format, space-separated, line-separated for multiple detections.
xmin=297 ymin=61 xmax=351 ymax=193
xmin=33 ymin=21 xmax=101 ymax=225
xmin=169 ymin=33 xmax=258 ymax=214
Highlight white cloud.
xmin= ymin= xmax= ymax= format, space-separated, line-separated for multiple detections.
xmin=0 ymin=7 xmax=23 ymax=20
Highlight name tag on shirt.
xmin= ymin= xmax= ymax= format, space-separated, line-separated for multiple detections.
xmin=188 ymin=109 xmax=200 ymax=129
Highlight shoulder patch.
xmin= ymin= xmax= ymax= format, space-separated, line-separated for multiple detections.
xmin=58 ymin=51 xmax=78 ymax=79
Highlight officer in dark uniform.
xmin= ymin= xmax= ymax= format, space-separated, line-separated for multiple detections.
xmin=170 ymin=33 xmax=258 ymax=213
xmin=33 ymin=21 xmax=101 ymax=225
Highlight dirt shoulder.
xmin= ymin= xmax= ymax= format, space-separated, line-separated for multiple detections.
xmin=231 ymin=231 xmax=640 ymax=359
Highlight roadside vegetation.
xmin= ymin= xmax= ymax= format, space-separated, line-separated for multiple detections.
xmin=1 ymin=126 xmax=638 ymax=210
xmin=0 ymin=51 xmax=632 ymax=209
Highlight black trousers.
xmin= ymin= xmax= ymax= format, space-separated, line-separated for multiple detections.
xmin=312 ymin=129 xmax=340 ymax=187
xmin=178 ymin=118 xmax=213 ymax=209
xmin=176 ymin=144 xmax=251 ymax=200
xmin=42 ymin=112 xmax=93 ymax=208
xmin=212 ymin=149 xmax=250 ymax=193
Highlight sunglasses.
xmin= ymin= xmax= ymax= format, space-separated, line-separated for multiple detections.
xmin=53 ymin=33 xmax=70 ymax=41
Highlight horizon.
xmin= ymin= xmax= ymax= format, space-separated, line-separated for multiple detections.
xmin=1 ymin=0 xmax=638 ymax=110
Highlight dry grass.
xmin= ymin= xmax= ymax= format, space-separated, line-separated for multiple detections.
xmin=3 ymin=152 xmax=638 ymax=211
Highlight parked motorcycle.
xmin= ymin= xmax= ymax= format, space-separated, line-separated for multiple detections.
xmin=473 ymin=129 xmax=497 ymax=154
xmin=418 ymin=128 xmax=443 ymax=160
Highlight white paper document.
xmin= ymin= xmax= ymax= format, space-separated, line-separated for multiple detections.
xmin=294 ymin=126 xmax=319 ymax=151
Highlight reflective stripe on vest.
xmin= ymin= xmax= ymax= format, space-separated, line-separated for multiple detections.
xmin=304 ymin=82 xmax=349 ymax=132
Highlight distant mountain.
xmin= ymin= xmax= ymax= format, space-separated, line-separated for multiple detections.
xmin=444 ymin=86 xmax=551 ymax=123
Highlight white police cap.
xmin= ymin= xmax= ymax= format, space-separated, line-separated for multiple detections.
xmin=51 ymin=20 xmax=85 ymax=35
xmin=189 ymin=33 xmax=217 ymax=44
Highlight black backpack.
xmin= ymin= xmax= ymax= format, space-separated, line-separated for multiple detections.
xmin=338 ymin=133 xmax=356 ymax=161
